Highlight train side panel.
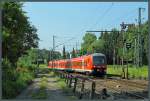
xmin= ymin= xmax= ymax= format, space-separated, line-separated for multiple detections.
xmin=71 ymin=57 xmax=83 ymax=72
xmin=83 ymin=55 xmax=93 ymax=73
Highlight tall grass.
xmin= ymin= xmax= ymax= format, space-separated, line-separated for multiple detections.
xmin=107 ymin=65 xmax=148 ymax=79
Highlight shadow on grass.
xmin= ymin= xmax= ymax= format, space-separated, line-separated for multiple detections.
xmin=107 ymin=74 xmax=121 ymax=78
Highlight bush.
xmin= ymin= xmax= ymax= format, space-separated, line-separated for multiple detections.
xmin=16 ymin=72 xmax=33 ymax=92
xmin=2 ymin=59 xmax=18 ymax=99
xmin=2 ymin=57 xmax=35 ymax=99
xmin=2 ymin=80 xmax=17 ymax=99
xmin=17 ymin=55 xmax=37 ymax=72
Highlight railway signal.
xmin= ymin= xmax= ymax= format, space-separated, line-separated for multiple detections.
xmin=126 ymin=42 xmax=132 ymax=50
xmin=120 ymin=22 xmax=134 ymax=79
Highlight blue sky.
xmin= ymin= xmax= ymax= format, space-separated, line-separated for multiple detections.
xmin=22 ymin=2 xmax=148 ymax=53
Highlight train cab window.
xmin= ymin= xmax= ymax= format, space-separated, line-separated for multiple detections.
xmin=93 ymin=56 xmax=105 ymax=65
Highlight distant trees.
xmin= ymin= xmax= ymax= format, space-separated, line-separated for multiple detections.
xmin=62 ymin=45 xmax=66 ymax=59
xmin=71 ymin=48 xmax=76 ymax=58
xmin=81 ymin=33 xmax=97 ymax=54
xmin=81 ymin=21 xmax=148 ymax=65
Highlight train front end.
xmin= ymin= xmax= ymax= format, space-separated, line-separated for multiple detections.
xmin=92 ymin=53 xmax=107 ymax=76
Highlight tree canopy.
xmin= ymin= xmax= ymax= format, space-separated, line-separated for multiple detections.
xmin=2 ymin=2 xmax=39 ymax=65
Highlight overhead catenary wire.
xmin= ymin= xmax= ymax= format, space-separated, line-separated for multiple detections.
xmin=78 ymin=2 xmax=114 ymax=37
xmin=103 ymin=4 xmax=147 ymax=30
xmin=55 ymin=37 xmax=76 ymax=48
xmin=105 ymin=8 xmax=138 ymax=29
xmin=75 ymin=2 xmax=114 ymax=43
xmin=88 ymin=2 xmax=114 ymax=31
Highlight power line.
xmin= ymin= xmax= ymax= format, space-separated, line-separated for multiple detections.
xmin=103 ymin=8 xmax=137 ymax=30
xmin=78 ymin=2 xmax=114 ymax=37
xmin=55 ymin=37 xmax=76 ymax=48
xmin=88 ymin=3 xmax=114 ymax=31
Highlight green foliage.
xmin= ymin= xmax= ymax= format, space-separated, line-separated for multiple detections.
xmin=15 ymin=72 xmax=33 ymax=92
xmin=2 ymin=2 xmax=40 ymax=99
xmin=2 ymin=49 xmax=38 ymax=99
xmin=71 ymin=48 xmax=76 ymax=58
xmin=2 ymin=80 xmax=17 ymax=98
xmin=57 ymin=78 xmax=67 ymax=89
xmin=81 ymin=22 xmax=148 ymax=65
xmin=89 ymin=39 xmax=105 ymax=53
xmin=39 ymin=77 xmax=48 ymax=89
xmin=39 ymin=64 xmax=47 ymax=68
xmin=17 ymin=54 xmax=36 ymax=71
xmin=2 ymin=2 xmax=39 ymax=64
xmin=66 ymin=52 xmax=71 ymax=59
xmin=2 ymin=57 xmax=35 ymax=99
xmin=128 ymin=66 xmax=148 ymax=79
xmin=81 ymin=33 xmax=97 ymax=54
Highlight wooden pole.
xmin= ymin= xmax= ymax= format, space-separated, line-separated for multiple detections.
xmin=79 ymin=79 xmax=85 ymax=99
xmin=91 ymin=82 xmax=96 ymax=99
xmin=73 ymin=78 xmax=77 ymax=93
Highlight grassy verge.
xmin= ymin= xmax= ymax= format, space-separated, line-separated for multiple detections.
xmin=56 ymin=77 xmax=77 ymax=100
xmin=50 ymin=72 xmax=77 ymax=100
xmin=31 ymin=77 xmax=48 ymax=99
xmin=39 ymin=64 xmax=47 ymax=68
xmin=107 ymin=65 xmax=148 ymax=79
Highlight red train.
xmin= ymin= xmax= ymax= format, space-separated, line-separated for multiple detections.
xmin=48 ymin=53 xmax=107 ymax=76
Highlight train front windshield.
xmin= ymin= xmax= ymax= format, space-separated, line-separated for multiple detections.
xmin=93 ymin=56 xmax=105 ymax=65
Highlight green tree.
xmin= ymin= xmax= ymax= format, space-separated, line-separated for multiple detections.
xmin=89 ymin=39 xmax=105 ymax=53
xmin=2 ymin=2 xmax=39 ymax=98
xmin=2 ymin=2 xmax=39 ymax=65
xmin=81 ymin=33 xmax=97 ymax=54
xmin=62 ymin=45 xmax=66 ymax=59
xmin=66 ymin=52 xmax=70 ymax=59
xmin=71 ymin=48 xmax=76 ymax=58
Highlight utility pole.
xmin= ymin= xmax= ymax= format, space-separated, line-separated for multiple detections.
xmin=120 ymin=22 xmax=126 ymax=79
xmin=138 ymin=7 xmax=145 ymax=67
xmin=134 ymin=38 xmax=137 ymax=66
xmin=52 ymin=35 xmax=56 ymax=68
xmin=113 ymin=39 xmax=116 ymax=67
xmin=53 ymin=35 xmax=55 ymax=53
xmin=76 ymin=42 xmax=78 ymax=57
xmin=120 ymin=22 xmax=135 ymax=79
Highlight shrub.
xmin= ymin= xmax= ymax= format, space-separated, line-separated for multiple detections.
xmin=2 ymin=57 xmax=35 ymax=99
xmin=2 ymin=80 xmax=17 ymax=99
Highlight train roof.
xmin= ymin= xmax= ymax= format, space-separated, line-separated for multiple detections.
xmin=81 ymin=53 xmax=105 ymax=57
xmin=91 ymin=53 xmax=106 ymax=57
xmin=49 ymin=53 xmax=106 ymax=62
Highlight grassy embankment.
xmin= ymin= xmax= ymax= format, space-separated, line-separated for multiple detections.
xmin=107 ymin=65 xmax=148 ymax=79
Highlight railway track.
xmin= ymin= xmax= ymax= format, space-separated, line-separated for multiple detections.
xmin=111 ymin=79 xmax=147 ymax=90
xmin=66 ymin=72 xmax=148 ymax=89
xmin=57 ymin=71 xmax=148 ymax=99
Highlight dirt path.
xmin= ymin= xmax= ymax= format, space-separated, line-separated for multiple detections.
xmin=16 ymin=73 xmax=77 ymax=100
